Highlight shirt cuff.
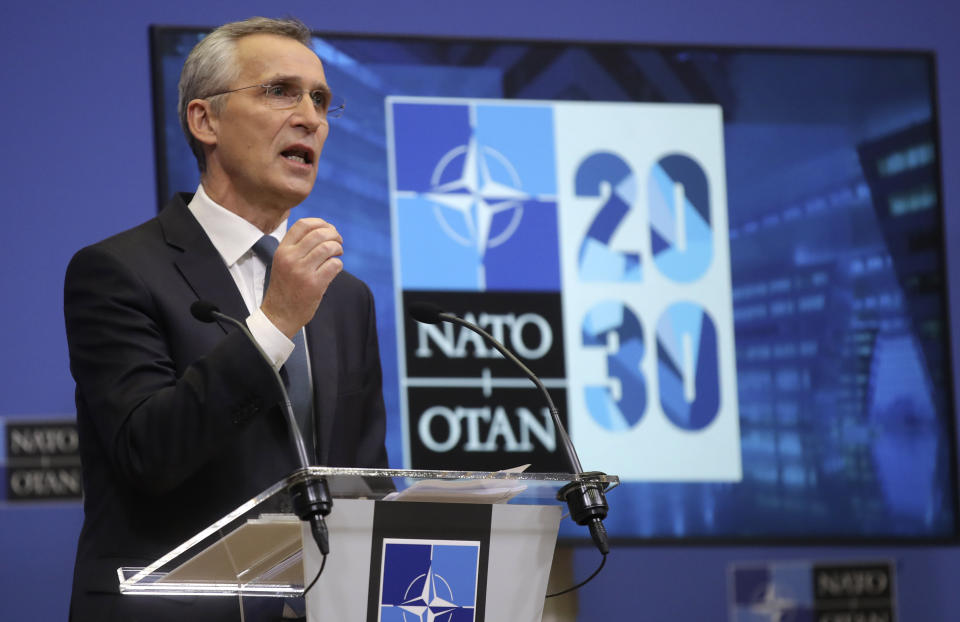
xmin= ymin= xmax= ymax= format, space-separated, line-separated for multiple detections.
xmin=246 ymin=309 xmax=294 ymax=371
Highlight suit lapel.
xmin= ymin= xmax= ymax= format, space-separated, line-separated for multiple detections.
xmin=160 ymin=194 xmax=337 ymax=464
xmin=159 ymin=194 xmax=248 ymax=330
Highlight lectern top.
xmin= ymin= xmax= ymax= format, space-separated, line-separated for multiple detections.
xmin=118 ymin=467 xmax=618 ymax=598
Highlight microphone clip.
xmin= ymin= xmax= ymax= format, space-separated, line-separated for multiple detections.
xmin=289 ymin=472 xmax=333 ymax=556
xmin=558 ymin=472 xmax=611 ymax=555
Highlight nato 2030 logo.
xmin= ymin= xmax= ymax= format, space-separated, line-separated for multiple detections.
xmin=378 ymin=539 xmax=480 ymax=622
xmin=388 ymin=97 xmax=741 ymax=482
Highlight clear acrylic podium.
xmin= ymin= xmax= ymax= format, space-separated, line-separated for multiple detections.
xmin=117 ymin=467 xmax=618 ymax=621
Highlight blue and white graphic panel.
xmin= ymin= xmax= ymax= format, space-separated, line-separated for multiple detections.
xmin=388 ymin=97 xmax=739 ymax=482
xmin=555 ymin=102 xmax=739 ymax=481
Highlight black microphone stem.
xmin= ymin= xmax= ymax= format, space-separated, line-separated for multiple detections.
xmin=438 ymin=312 xmax=584 ymax=475
xmin=420 ymin=308 xmax=609 ymax=556
xmin=191 ymin=302 xmax=331 ymax=557
xmin=209 ymin=310 xmax=311 ymax=468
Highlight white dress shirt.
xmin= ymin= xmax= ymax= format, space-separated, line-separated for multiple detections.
xmin=187 ymin=184 xmax=294 ymax=370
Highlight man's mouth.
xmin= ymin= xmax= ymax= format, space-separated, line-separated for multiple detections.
xmin=281 ymin=148 xmax=313 ymax=165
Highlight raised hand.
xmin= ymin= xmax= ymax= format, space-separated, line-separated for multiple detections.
xmin=261 ymin=217 xmax=343 ymax=338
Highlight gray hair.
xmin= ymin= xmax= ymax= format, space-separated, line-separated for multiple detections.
xmin=177 ymin=17 xmax=313 ymax=172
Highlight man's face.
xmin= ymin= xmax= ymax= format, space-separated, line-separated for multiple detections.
xmin=208 ymin=34 xmax=330 ymax=212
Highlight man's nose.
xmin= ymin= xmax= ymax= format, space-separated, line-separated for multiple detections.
xmin=292 ymin=95 xmax=325 ymax=132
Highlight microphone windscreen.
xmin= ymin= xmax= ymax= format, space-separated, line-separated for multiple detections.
xmin=190 ymin=300 xmax=220 ymax=323
xmin=408 ymin=302 xmax=446 ymax=325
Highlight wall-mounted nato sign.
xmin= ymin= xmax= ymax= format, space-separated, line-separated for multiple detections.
xmin=151 ymin=27 xmax=957 ymax=541
xmin=729 ymin=560 xmax=896 ymax=622
xmin=2 ymin=418 xmax=82 ymax=502
xmin=389 ymin=98 xmax=739 ymax=481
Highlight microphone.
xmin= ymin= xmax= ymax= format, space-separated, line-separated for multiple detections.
xmin=191 ymin=300 xmax=332 ymax=556
xmin=407 ymin=301 xmax=445 ymax=325
xmin=407 ymin=302 xmax=610 ymax=555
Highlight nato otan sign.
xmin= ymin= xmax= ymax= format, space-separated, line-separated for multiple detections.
xmin=388 ymin=97 xmax=740 ymax=482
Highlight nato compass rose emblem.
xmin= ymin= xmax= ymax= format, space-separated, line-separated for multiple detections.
xmin=744 ymin=582 xmax=805 ymax=622
xmin=422 ymin=135 xmax=530 ymax=258
xmin=397 ymin=564 xmax=468 ymax=622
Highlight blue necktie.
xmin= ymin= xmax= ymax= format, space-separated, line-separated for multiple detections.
xmin=251 ymin=235 xmax=315 ymax=463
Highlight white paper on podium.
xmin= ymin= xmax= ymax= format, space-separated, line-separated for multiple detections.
xmin=383 ymin=465 xmax=530 ymax=504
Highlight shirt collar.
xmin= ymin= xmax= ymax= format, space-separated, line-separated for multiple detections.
xmin=187 ymin=184 xmax=288 ymax=267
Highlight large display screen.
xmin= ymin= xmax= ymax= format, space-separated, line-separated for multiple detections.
xmin=151 ymin=27 xmax=957 ymax=541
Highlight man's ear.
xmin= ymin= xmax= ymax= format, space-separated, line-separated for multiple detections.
xmin=186 ymin=99 xmax=219 ymax=148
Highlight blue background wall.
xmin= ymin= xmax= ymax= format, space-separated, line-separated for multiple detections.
xmin=1 ymin=1 xmax=957 ymax=619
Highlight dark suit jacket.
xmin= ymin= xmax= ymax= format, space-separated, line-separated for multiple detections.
xmin=64 ymin=194 xmax=388 ymax=621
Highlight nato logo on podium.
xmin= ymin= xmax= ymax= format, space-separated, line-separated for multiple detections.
xmin=378 ymin=539 xmax=481 ymax=622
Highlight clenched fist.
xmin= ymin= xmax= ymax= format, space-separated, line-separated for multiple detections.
xmin=261 ymin=217 xmax=343 ymax=338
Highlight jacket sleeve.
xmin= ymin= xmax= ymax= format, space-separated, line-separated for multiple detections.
xmin=356 ymin=281 xmax=389 ymax=468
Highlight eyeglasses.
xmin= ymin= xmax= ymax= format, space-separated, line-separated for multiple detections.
xmin=205 ymin=82 xmax=345 ymax=118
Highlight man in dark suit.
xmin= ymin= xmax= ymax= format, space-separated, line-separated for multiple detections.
xmin=63 ymin=17 xmax=387 ymax=620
